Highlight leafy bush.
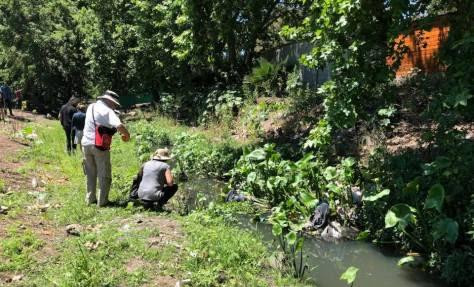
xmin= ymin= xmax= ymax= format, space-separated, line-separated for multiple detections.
xmin=243 ymin=58 xmax=287 ymax=99
xmin=360 ymin=131 xmax=474 ymax=282
xmin=286 ymin=68 xmax=320 ymax=117
xmin=158 ymin=91 xmax=208 ymax=124
xmin=237 ymin=99 xmax=290 ymax=140
xmin=173 ymin=133 xmax=242 ymax=179
xmin=133 ymin=121 xmax=172 ymax=162
xmin=230 ymin=144 xmax=318 ymax=205
xmin=441 ymin=250 xmax=474 ymax=287
xmin=231 ymin=144 xmax=357 ymax=211
xmin=200 ymin=88 xmax=243 ymax=126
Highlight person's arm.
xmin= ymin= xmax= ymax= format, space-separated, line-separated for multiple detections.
xmin=108 ymin=109 xmax=130 ymax=142
xmin=165 ymin=169 xmax=174 ymax=186
xmin=117 ymin=124 xmax=130 ymax=142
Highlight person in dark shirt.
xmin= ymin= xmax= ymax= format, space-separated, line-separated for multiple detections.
xmin=0 ymin=84 xmax=14 ymax=116
xmin=59 ymin=97 xmax=80 ymax=153
xmin=15 ymin=89 xmax=22 ymax=109
xmin=72 ymin=108 xmax=86 ymax=152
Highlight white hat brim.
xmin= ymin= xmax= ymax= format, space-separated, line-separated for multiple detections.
xmin=98 ymin=95 xmax=121 ymax=107
xmin=152 ymin=156 xmax=172 ymax=161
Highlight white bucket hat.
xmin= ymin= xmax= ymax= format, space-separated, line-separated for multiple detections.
xmin=151 ymin=148 xmax=173 ymax=161
xmin=98 ymin=90 xmax=121 ymax=107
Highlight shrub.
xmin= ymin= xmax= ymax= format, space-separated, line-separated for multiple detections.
xmin=173 ymin=133 xmax=242 ymax=179
xmin=441 ymin=250 xmax=474 ymax=287
xmin=200 ymin=88 xmax=243 ymax=127
xmin=133 ymin=121 xmax=172 ymax=162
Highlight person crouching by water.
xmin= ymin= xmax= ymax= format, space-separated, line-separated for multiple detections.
xmin=137 ymin=148 xmax=178 ymax=210
xmin=82 ymin=90 xmax=130 ymax=207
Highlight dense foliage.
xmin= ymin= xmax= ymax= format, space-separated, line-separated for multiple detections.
xmin=132 ymin=120 xmax=243 ymax=179
xmin=1 ymin=0 xmax=472 ymax=285
xmin=0 ymin=0 xmax=307 ymax=112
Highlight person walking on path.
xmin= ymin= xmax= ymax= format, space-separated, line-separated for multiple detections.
xmin=0 ymin=84 xmax=14 ymax=116
xmin=15 ymin=89 xmax=22 ymax=109
xmin=82 ymin=90 xmax=130 ymax=207
xmin=71 ymin=106 xmax=86 ymax=152
xmin=136 ymin=148 xmax=178 ymax=210
xmin=59 ymin=96 xmax=80 ymax=153
xmin=0 ymin=92 xmax=5 ymax=121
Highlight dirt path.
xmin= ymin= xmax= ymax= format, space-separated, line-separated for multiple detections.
xmin=0 ymin=112 xmax=64 ymax=284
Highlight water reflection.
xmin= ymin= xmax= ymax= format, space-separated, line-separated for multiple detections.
xmin=239 ymin=216 xmax=445 ymax=287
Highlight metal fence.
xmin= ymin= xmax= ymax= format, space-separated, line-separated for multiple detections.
xmin=266 ymin=42 xmax=331 ymax=88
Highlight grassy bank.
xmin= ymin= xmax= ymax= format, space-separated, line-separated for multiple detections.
xmin=0 ymin=118 xmax=307 ymax=286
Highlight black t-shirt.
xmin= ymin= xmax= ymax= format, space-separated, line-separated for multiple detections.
xmin=72 ymin=112 xmax=86 ymax=131
xmin=59 ymin=104 xmax=77 ymax=128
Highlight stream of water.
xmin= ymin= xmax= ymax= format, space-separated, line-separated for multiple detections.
xmin=181 ymin=177 xmax=446 ymax=287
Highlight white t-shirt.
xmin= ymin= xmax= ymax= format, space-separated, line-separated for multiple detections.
xmin=81 ymin=100 xmax=122 ymax=146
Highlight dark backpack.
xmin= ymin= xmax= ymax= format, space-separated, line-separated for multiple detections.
xmin=129 ymin=173 xmax=142 ymax=200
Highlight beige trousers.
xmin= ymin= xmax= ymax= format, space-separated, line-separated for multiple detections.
xmin=82 ymin=145 xmax=112 ymax=206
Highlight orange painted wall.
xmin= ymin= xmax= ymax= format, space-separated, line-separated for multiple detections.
xmin=391 ymin=19 xmax=450 ymax=78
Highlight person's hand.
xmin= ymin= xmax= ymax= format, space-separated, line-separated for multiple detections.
xmin=121 ymin=133 xmax=130 ymax=142
xmin=117 ymin=125 xmax=130 ymax=142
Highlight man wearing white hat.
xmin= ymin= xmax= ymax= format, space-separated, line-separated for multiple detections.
xmin=81 ymin=90 xmax=130 ymax=206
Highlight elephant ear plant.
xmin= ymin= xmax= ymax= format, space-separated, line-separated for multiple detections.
xmin=340 ymin=266 xmax=359 ymax=287
xmin=384 ymin=182 xmax=459 ymax=253
xmin=270 ymin=191 xmax=317 ymax=279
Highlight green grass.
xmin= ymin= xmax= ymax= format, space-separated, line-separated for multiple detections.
xmin=181 ymin=209 xmax=310 ymax=287
xmin=0 ymin=226 xmax=44 ymax=272
xmin=0 ymin=177 xmax=5 ymax=193
xmin=0 ymin=119 xmax=311 ymax=286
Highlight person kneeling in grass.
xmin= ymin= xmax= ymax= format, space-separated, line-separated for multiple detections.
xmin=137 ymin=148 xmax=178 ymax=209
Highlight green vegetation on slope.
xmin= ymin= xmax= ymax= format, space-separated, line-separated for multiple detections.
xmin=0 ymin=120 xmax=306 ymax=286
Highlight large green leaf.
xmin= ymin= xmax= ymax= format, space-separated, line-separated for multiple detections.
xmin=326 ymin=182 xmax=342 ymax=194
xmin=403 ymin=179 xmax=420 ymax=194
xmin=432 ymin=218 xmax=459 ymax=244
xmin=286 ymin=231 xmax=297 ymax=246
xmin=363 ymin=189 xmax=390 ymax=202
xmin=397 ymin=256 xmax=415 ymax=266
xmin=424 ymin=184 xmax=445 ymax=212
xmin=385 ymin=204 xmax=416 ymax=230
xmin=340 ymin=266 xmax=359 ymax=285
xmin=272 ymin=223 xmax=282 ymax=236
xmin=246 ymin=172 xmax=257 ymax=183
xmin=323 ymin=166 xmax=338 ymax=180
xmin=355 ymin=230 xmax=370 ymax=241
xmin=246 ymin=149 xmax=266 ymax=162
xmin=299 ymin=191 xmax=317 ymax=208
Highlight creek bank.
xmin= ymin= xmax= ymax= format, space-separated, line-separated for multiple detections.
xmin=182 ymin=177 xmax=446 ymax=287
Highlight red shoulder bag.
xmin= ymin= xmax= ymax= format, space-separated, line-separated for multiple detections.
xmin=92 ymin=104 xmax=117 ymax=151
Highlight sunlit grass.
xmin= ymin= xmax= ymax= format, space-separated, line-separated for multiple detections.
xmin=2 ymin=118 xmax=309 ymax=286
